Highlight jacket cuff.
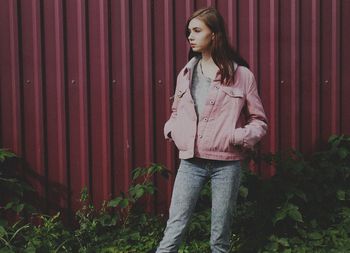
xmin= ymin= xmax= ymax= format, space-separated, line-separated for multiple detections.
xmin=232 ymin=128 xmax=245 ymax=145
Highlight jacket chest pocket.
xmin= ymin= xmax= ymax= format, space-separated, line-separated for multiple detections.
xmin=220 ymin=86 xmax=245 ymax=107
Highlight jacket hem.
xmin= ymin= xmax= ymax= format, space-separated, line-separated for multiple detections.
xmin=179 ymin=150 xmax=244 ymax=161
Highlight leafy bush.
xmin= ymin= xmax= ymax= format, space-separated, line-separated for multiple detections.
xmin=233 ymin=134 xmax=350 ymax=252
xmin=0 ymin=164 xmax=170 ymax=252
xmin=1 ymin=135 xmax=350 ymax=252
xmin=0 ymin=149 xmax=35 ymax=228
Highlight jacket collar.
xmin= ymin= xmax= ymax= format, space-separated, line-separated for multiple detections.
xmin=182 ymin=56 xmax=200 ymax=80
xmin=182 ymin=56 xmax=239 ymax=81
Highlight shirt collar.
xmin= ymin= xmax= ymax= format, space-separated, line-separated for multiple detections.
xmin=182 ymin=56 xmax=239 ymax=80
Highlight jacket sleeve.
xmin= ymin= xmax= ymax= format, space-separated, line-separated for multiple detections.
xmin=164 ymin=74 xmax=181 ymax=140
xmin=232 ymin=73 xmax=268 ymax=149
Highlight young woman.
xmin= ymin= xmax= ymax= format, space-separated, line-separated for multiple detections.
xmin=156 ymin=7 xmax=268 ymax=253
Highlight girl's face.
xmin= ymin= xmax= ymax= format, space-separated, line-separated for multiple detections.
xmin=187 ymin=18 xmax=214 ymax=53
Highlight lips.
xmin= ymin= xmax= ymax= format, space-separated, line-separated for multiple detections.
xmin=190 ymin=44 xmax=196 ymax=47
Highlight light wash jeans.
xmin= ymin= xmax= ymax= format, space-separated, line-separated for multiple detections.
xmin=156 ymin=157 xmax=241 ymax=253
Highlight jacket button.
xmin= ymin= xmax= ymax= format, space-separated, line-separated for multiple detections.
xmin=199 ymin=135 xmax=203 ymax=138
xmin=203 ymin=118 xmax=208 ymax=122
xmin=210 ymin=100 xmax=214 ymax=105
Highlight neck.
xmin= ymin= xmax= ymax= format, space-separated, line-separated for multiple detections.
xmin=201 ymin=51 xmax=212 ymax=63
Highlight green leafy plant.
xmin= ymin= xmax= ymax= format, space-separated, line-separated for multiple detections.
xmin=233 ymin=134 xmax=350 ymax=252
xmin=73 ymin=163 xmax=170 ymax=252
xmin=1 ymin=135 xmax=350 ymax=252
xmin=0 ymin=149 xmax=35 ymax=235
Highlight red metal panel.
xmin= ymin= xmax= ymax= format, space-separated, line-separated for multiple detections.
xmin=279 ymin=0 xmax=293 ymax=150
xmin=153 ymin=0 xmax=176 ymax=214
xmin=86 ymin=0 xmax=111 ymax=208
xmin=0 ymin=0 xmax=22 ymax=155
xmin=42 ymin=0 xmax=68 ymax=213
xmin=219 ymin=0 xmax=239 ymax=47
xmin=130 ymin=0 xmax=154 ymax=212
xmin=330 ymin=0 xmax=341 ymax=135
xmin=320 ymin=0 xmax=341 ymax=145
xmin=110 ymin=0 xmax=132 ymax=200
xmin=20 ymin=0 xmax=46 ymax=207
xmin=341 ymin=0 xmax=350 ymax=134
xmin=258 ymin=0 xmax=279 ymax=177
xmin=65 ymin=0 xmax=89 ymax=211
xmin=1 ymin=0 xmax=349 ymax=217
xmin=131 ymin=0 xmax=153 ymax=169
xmin=300 ymin=0 xmax=321 ymax=155
xmin=290 ymin=0 xmax=300 ymax=149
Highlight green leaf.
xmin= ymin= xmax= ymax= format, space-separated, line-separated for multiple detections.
xmin=14 ymin=203 xmax=24 ymax=213
xmin=4 ymin=202 xmax=14 ymax=210
xmin=119 ymin=198 xmax=129 ymax=208
xmin=276 ymin=237 xmax=289 ymax=247
xmin=328 ymin=134 xmax=339 ymax=144
xmin=0 ymin=226 xmax=7 ymax=237
xmin=143 ymin=184 xmax=156 ymax=195
xmin=134 ymin=187 xmax=145 ymax=199
xmin=338 ymin=147 xmax=349 ymax=159
xmin=288 ymin=207 xmax=303 ymax=223
xmin=132 ymin=167 xmax=143 ymax=180
xmin=108 ymin=197 xmax=122 ymax=207
xmin=0 ymin=149 xmax=17 ymax=162
xmin=273 ymin=208 xmax=287 ymax=225
xmin=239 ymin=186 xmax=248 ymax=198
xmin=337 ymin=190 xmax=346 ymax=201
xmin=308 ymin=232 xmax=323 ymax=240
xmin=294 ymin=189 xmax=307 ymax=202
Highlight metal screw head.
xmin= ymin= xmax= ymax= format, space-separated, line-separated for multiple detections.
xmin=26 ymin=80 xmax=31 ymax=84
xmin=157 ymin=80 xmax=163 ymax=84
xmin=112 ymin=80 xmax=117 ymax=84
xmin=71 ymin=80 xmax=76 ymax=84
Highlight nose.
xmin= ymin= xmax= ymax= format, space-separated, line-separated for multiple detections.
xmin=188 ymin=32 xmax=193 ymax=41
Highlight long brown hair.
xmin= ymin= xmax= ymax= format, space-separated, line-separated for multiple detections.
xmin=186 ymin=7 xmax=249 ymax=85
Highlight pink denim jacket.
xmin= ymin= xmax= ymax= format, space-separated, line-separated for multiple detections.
xmin=164 ymin=56 xmax=268 ymax=161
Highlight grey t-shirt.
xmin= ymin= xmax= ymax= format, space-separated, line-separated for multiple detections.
xmin=191 ymin=61 xmax=212 ymax=117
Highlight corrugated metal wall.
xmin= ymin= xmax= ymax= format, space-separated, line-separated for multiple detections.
xmin=1 ymin=0 xmax=349 ymax=216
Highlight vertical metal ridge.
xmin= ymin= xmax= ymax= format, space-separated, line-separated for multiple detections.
xmin=331 ymin=0 xmax=340 ymax=134
xmin=290 ymin=0 xmax=300 ymax=149
xmin=269 ymin=0 xmax=279 ymax=155
xmin=340 ymin=0 xmax=350 ymax=133
xmin=311 ymin=0 xmax=320 ymax=147
xmin=98 ymin=0 xmax=111 ymax=201
xmin=76 ymin=0 xmax=89 ymax=189
xmin=9 ymin=0 xmax=22 ymax=154
xmin=142 ymin=0 xmax=153 ymax=166
xmin=53 ymin=0 xmax=68 ymax=209
xmin=141 ymin=0 xmax=153 ymax=213
xmin=248 ymin=0 xmax=258 ymax=72
xmin=164 ymin=0 xmax=175 ymax=202
xmin=185 ymin=0 xmax=194 ymax=55
xmin=120 ymin=0 xmax=132 ymax=192
xmin=227 ymin=0 xmax=238 ymax=47
xmin=31 ymin=0 xmax=45 ymax=196
xmin=206 ymin=0 xmax=215 ymax=6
